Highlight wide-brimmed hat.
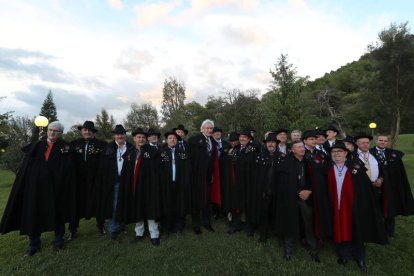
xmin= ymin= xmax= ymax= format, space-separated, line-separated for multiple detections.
xmin=164 ymin=130 xmax=180 ymax=140
xmin=243 ymin=126 xmax=256 ymax=133
xmin=302 ymin=130 xmax=317 ymax=140
xmin=274 ymin=128 xmax=289 ymax=135
xmin=78 ymin=121 xmax=98 ymax=132
xmin=325 ymin=125 xmax=339 ymax=133
xmin=228 ymin=131 xmax=239 ymax=142
xmin=329 ymin=140 xmax=349 ymax=152
xmin=263 ymin=132 xmax=280 ymax=143
xmin=343 ymin=135 xmax=356 ymax=146
xmin=354 ymin=133 xmax=373 ymax=141
xmin=131 ymin=127 xmax=147 ymax=136
xmin=147 ymin=128 xmax=161 ymax=138
xmin=239 ymin=129 xmax=253 ymax=139
xmin=173 ymin=124 xmax=189 ymax=135
xmin=112 ymin=124 xmax=127 ymax=134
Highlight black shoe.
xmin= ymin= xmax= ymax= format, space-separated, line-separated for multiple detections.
xmin=203 ymin=224 xmax=214 ymax=232
xmin=310 ymin=252 xmax=320 ymax=263
xmin=258 ymin=235 xmax=267 ymax=244
xmin=193 ymin=227 xmax=202 ymax=235
xmin=53 ymin=244 xmax=64 ymax=253
xmin=24 ymin=248 xmax=40 ymax=257
xmin=135 ymin=235 xmax=144 ymax=241
xmin=67 ymin=232 xmax=77 ymax=241
xmin=337 ymin=258 xmax=348 ymax=265
xmin=227 ymin=226 xmax=241 ymax=235
xmin=150 ymin=238 xmax=160 ymax=246
xmin=283 ymin=253 xmax=292 ymax=261
xmin=356 ymin=260 xmax=367 ymax=273
xmin=97 ymin=227 xmax=106 ymax=236
xmin=110 ymin=232 xmax=118 ymax=240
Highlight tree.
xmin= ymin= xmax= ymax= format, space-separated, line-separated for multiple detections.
xmin=63 ymin=124 xmax=81 ymax=142
xmin=95 ymin=109 xmax=115 ymax=142
xmin=0 ymin=97 xmax=13 ymax=152
xmin=124 ymin=103 xmax=159 ymax=130
xmin=261 ymin=54 xmax=310 ymax=131
xmin=1 ymin=116 xmax=33 ymax=173
xmin=161 ymin=77 xmax=186 ymax=121
xmin=31 ymin=90 xmax=58 ymax=141
xmin=367 ymin=22 xmax=414 ymax=148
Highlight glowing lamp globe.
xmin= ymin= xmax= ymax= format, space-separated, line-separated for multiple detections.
xmin=35 ymin=116 xmax=49 ymax=127
xmin=369 ymin=122 xmax=377 ymax=129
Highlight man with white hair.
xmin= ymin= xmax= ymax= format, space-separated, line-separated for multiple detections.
xmin=0 ymin=121 xmax=77 ymax=256
xmin=188 ymin=119 xmax=220 ymax=234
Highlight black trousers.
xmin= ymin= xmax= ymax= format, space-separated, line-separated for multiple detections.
xmin=384 ymin=217 xmax=395 ymax=236
xmin=29 ymin=223 xmax=65 ymax=250
xmin=285 ymin=200 xmax=317 ymax=254
xmin=69 ymin=217 xmax=105 ymax=233
xmin=192 ymin=204 xmax=211 ymax=228
xmin=259 ymin=195 xmax=273 ymax=237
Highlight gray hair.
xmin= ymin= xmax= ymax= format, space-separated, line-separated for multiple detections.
xmin=48 ymin=121 xmax=65 ymax=132
xmin=291 ymin=130 xmax=302 ymax=135
xmin=200 ymin=119 xmax=214 ymax=131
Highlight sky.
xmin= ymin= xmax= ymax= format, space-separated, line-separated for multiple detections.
xmin=0 ymin=0 xmax=413 ymax=130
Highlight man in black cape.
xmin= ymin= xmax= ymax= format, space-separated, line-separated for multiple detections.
xmin=302 ymin=130 xmax=332 ymax=243
xmin=326 ymin=141 xmax=388 ymax=272
xmin=188 ymin=119 xmax=220 ymax=234
xmin=370 ymin=135 xmax=414 ymax=237
xmin=158 ymin=130 xmax=191 ymax=236
xmin=255 ymin=132 xmax=285 ymax=243
xmin=173 ymin=124 xmax=189 ymax=153
xmin=69 ymin=120 xmax=107 ymax=239
xmin=275 ymin=140 xmax=320 ymax=262
xmin=0 ymin=121 xmax=77 ymax=256
xmin=227 ymin=129 xmax=259 ymax=236
xmin=96 ymin=124 xmax=132 ymax=240
xmin=323 ymin=125 xmax=339 ymax=152
xmin=116 ymin=127 xmax=160 ymax=245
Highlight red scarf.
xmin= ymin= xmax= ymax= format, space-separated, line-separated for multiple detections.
xmin=133 ymin=155 xmax=142 ymax=193
xmin=44 ymin=140 xmax=54 ymax=161
xmin=210 ymin=142 xmax=221 ymax=205
xmin=328 ymin=166 xmax=354 ymax=243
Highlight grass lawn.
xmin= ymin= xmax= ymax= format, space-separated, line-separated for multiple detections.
xmin=0 ymin=135 xmax=413 ymax=275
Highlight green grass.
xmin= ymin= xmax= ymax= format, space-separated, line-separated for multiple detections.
xmin=1 ymin=135 xmax=414 ymax=275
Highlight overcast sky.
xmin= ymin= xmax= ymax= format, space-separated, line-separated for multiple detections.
xmin=1 ymin=0 xmax=413 ymax=129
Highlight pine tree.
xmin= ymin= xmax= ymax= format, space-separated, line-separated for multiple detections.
xmin=31 ymin=90 xmax=58 ymax=141
xmin=95 ymin=109 xmax=115 ymax=142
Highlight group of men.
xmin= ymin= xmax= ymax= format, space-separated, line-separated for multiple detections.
xmin=1 ymin=120 xmax=413 ymax=273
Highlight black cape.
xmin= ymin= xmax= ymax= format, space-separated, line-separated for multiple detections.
xmin=370 ymin=147 xmax=414 ymax=217
xmin=0 ymin=139 xmax=77 ymax=236
xmin=159 ymin=147 xmax=191 ymax=220
xmin=117 ymin=144 xmax=160 ymax=223
xmin=70 ymin=137 xmax=107 ymax=220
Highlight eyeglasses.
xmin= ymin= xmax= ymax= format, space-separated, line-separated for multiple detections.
xmin=48 ymin=129 xmax=61 ymax=133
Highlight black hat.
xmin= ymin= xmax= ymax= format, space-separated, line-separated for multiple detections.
xmin=343 ymin=135 xmax=356 ymax=146
xmin=147 ymin=128 xmax=161 ymax=138
xmin=243 ymin=126 xmax=256 ymax=133
xmin=228 ymin=132 xmax=239 ymax=142
xmin=164 ymin=130 xmax=180 ymax=139
xmin=314 ymin=128 xmax=327 ymax=138
xmin=173 ymin=124 xmax=189 ymax=135
xmin=112 ymin=124 xmax=127 ymax=134
xmin=302 ymin=130 xmax=317 ymax=140
xmin=326 ymin=125 xmax=339 ymax=133
xmin=329 ymin=140 xmax=349 ymax=152
xmin=213 ymin=126 xmax=223 ymax=133
xmin=354 ymin=133 xmax=373 ymax=141
xmin=274 ymin=128 xmax=289 ymax=135
xmin=78 ymin=121 xmax=98 ymax=132
xmin=263 ymin=132 xmax=280 ymax=143
xmin=239 ymin=129 xmax=252 ymax=138
xmin=131 ymin=127 xmax=146 ymax=136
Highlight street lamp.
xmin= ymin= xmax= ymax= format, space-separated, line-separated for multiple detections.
xmin=35 ymin=116 xmax=49 ymax=140
xmin=369 ymin=122 xmax=377 ymax=137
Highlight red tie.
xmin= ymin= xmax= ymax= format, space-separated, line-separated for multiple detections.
xmin=44 ymin=141 xmax=54 ymax=161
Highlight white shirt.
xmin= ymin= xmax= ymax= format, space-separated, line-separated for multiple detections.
xmin=328 ymin=139 xmax=336 ymax=147
xmin=357 ymin=149 xmax=379 ymax=182
xmin=278 ymin=144 xmax=287 ymax=154
xmin=334 ymin=164 xmax=348 ymax=209
xmin=116 ymin=141 xmax=127 ymax=176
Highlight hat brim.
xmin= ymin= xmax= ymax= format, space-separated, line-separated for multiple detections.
xmin=354 ymin=135 xmax=373 ymax=141
xmin=131 ymin=131 xmax=146 ymax=136
xmin=164 ymin=131 xmax=180 ymax=139
xmin=78 ymin=126 xmax=98 ymax=133
xmin=173 ymin=128 xmax=189 ymax=135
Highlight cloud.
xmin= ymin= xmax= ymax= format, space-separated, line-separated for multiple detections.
xmin=221 ymin=24 xmax=271 ymax=45
xmin=134 ymin=0 xmax=182 ymax=26
xmin=107 ymin=0 xmax=124 ymax=10
xmin=115 ymin=48 xmax=154 ymax=76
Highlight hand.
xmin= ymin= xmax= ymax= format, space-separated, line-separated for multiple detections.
xmin=373 ymin=178 xmax=383 ymax=188
xmin=299 ymin=190 xmax=312 ymax=201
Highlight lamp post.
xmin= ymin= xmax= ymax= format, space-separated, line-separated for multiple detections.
xmin=34 ymin=116 xmax=49 ymax=140
xmin=369 ymin=122 xmax=377 ymax=137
